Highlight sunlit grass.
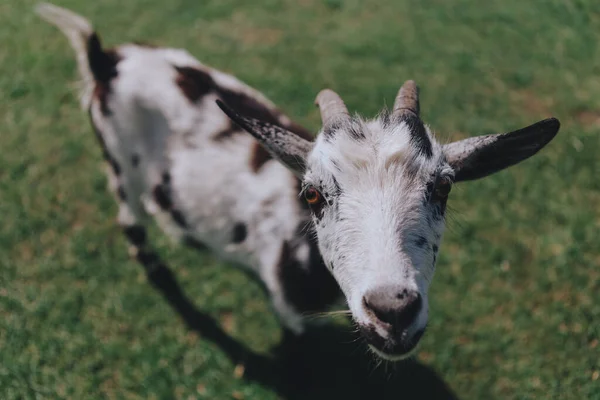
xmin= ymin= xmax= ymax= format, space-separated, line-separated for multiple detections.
xmin=1 ymin=0 xmax=599 ymax=398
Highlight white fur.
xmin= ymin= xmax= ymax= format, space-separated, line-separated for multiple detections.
xmin=304 ymin=117 xmax=449 ymax=341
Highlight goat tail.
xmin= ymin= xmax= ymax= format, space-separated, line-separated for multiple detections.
xmin=36 ymin=3 xmax=115 ymax=109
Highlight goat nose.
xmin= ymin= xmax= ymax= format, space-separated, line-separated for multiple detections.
xmin=362 ymin=287 xmax=422 ymax=329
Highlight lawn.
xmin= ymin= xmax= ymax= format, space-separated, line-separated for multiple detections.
xmin=1 ymin=0 xmax=599 ymax=398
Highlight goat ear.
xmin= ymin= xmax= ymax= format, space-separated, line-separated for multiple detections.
xmin=444 ymin=118 xmax=560 ymax=182
xmin=216 ymin=100 xmax=313 ymax=177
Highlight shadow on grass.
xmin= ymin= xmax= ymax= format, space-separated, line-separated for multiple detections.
xmin=147 ymin=264 xmax=458 ymax=400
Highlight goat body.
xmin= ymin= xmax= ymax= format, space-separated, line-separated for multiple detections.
xmin=37 ymin=3 xmax=340 ymax=335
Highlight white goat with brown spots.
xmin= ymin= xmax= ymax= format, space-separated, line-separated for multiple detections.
xmin=39 ymin=3 xmax=560 ymax=360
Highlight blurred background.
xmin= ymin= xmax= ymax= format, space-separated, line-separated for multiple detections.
xmin=1 ymin=0 xmax=599 ymax=398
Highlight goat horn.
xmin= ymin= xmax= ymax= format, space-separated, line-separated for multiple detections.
xmin=315 ymin=89 xmax=349 ymax=128
xmin=393 ymin=80 xmax=420 ymax=117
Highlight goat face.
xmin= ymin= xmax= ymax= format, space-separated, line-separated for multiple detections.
xmin=218 ymin=81 xmax=560 ymax=361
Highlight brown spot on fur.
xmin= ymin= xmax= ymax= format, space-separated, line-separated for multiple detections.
xmin=249 ymin=142 xmax=272 ymax=173
xmin=175 ymin=66 xmax=214 ymax=103
xmin=285 ymin=120 xmax=314 ymax=142
xmin=212 ymin=121 xmax=241 ymax=142
xmin=217 ymin=89 xmax=315 ymax=142
xmin=219 ymin=91 xmax=281 ymax=126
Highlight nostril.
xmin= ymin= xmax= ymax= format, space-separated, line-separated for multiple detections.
xmin=363 ymin=295 xmax=394 ymax=325
xmin=396 ymin=288 xmax=409 ymax=300
xmin=400 ymin=292 xmax=422 ymax=327
xmin=363 ymin=290 xmax=422 ymax=329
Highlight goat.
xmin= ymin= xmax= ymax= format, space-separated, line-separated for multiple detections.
xmin=217 ymin=84 xmax=560 ymax=360
xmin=38 ymin=3 xmax=560 ymax=361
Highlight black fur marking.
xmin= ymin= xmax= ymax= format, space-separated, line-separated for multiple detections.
xmin=89 ymin=113 xmax=122 ymax=177
xmin=323 ymin=119 xmax=366 ymax=141
xmin=414 ymin=236 xmax=428 ymax=248
xmin=88 ymin=110 xmax=121 ymax=176
xmin=306 ymin=192 xmax=326 ymax=221
xmin=87 ymin=34 xmax=120 ymax=116
xmin=277 ymin=235 xmax=340 ymax=313
xmin=87 ymin=34 xmax=120 ymax=84
xmin=347 ymin=120 xmax=366 ymax=140
xmin=379 ymin=109 xmax=391 ymax=128
xmin=123 ymin=225 xmax=147 ymax=247
xmin=425 ymin=181 xmax=435 ymax=203
xmin=109 ymin=157 xmax=121 ymax=176
xmin=171 ymin=210 xmax=187 ymax=228
xmin=432 ymin=202 xmax=447 ymax=221
xmin=232 ymin=223 xmax=248 ymax=243
xmin=331 ymin=176 xmax=342 ymax=196
xmin=153 ymin=184 xmax=172 ymax=210
xmin=162 ymin=172 xmax=171 ymax=184
xmin=131 ymin=153 xmax=140 ymax=167
xmin=296 ymin=179 xmax=310 ymax=211
xmin=331 ymin=160 xmax=342 ymax=172
xmin=88 ymin=110 xmax=110 ymax=160
xmin=399 ymin=114 xmax=433 ymax=158
xmin=117 ymin=186 xmax=127 ymax=201
xmin=323 ymin=120 xmax=343 ymax=138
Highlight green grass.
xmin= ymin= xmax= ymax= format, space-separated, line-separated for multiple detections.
xmin=2 ymin=0 xmax=600 ymax=398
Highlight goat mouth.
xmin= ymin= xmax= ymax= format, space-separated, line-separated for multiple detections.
xmin=359 ymin=325 xmax=425 ymax=361
xmin=368 ymin=344 xmax=418 ymax=361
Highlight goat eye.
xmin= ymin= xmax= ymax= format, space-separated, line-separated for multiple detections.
xmin=434 ymin=176 xmax=452 ymax=199
xmin=304 ymin=187 xmax=322 ymax=205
